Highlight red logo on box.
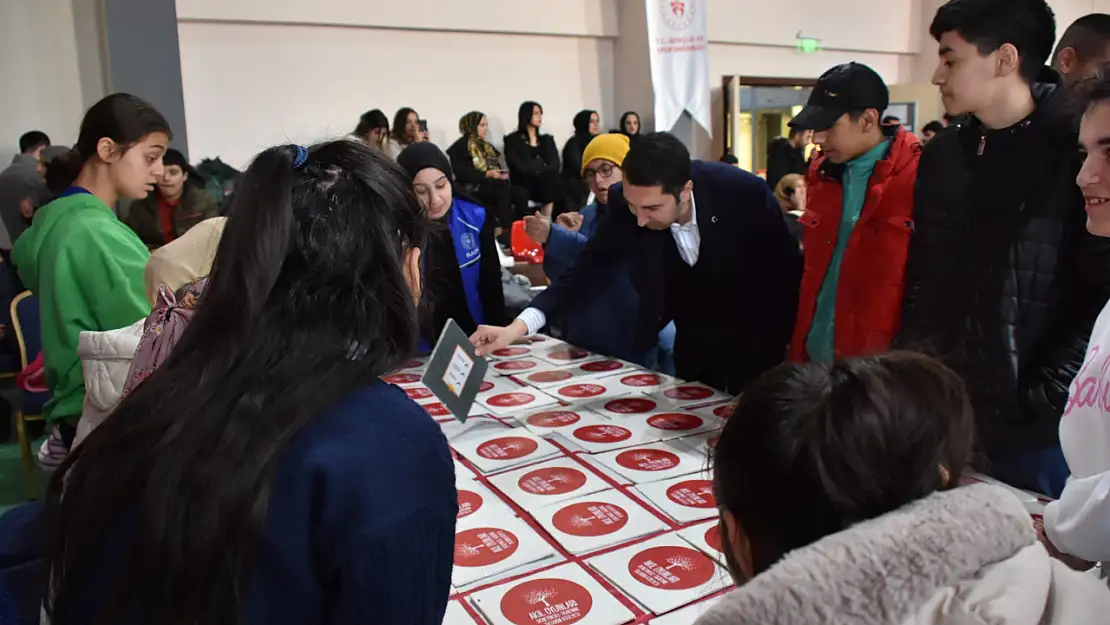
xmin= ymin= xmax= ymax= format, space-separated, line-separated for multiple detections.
xmin=493 ymin=347 xmax=531 ymax=357
xmin=705 ymin=524 xmax=723 ymax=552
xmin=553 ymin=501 xmax=629 ymax=537
xmin=548 ymin=348 xmax=590 ymax=361
xmin=424 ymin=402 xmax=451 ymax=417
xmin=488 ymin=392 xmax=538 ymax=408
xmin=457 ymin=489 xmax=484 ymax=519
xmin=573 ymin=424 xmax=633 ymax=443
xmin=405 ymin=387 xmax=434 ymax=400
xmin=664 ymin=385 xmax=715 ymax=401
xmin=580 ymin=360 xmax=623 ymax=372
xmin=500 ymin=578 xmax=593 ymax=625
xmin=401 ymin=359 xmax=424 ymax=370
xmin=479 ymin=381 xmax=496 ymax=393
xmin=526 ymin=411 xmax=581 ymax=428
xmin=528 ymin=370 xmax=573 ymax=384
xmin=558 ymin=383 xmax=606 ymax=398
xmin=496 ymin=360 xmax=538 ymax=372
xmin=384 ymin=373 xmax=421 ymax=385
xmin=621 ymin=373 xmax=665 ymax=387
xmin=616 ymin=449 xmax=681 ymax=472
xmin=628 ymin=545 xmax=714 ymax=590
xmin=666 ymin=480 xmax=716 ymax=509
xmin=454 ymin=527 xmax=519 ymax=567
xmin=647 ymin=413 xmax=704 ymax=431
xmin=518 ymin=466 xmax=588 ymax=495
xmin=714 ymin=403 xmax=734 ymax=419
xmin=477 ymin=436 xmax=540 ymax=460
xmin=604 ymin=397 xmax=658 ymax=414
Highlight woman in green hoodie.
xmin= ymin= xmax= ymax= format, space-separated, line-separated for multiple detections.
xmin=14 ymin=93 xmax=169 ymax=446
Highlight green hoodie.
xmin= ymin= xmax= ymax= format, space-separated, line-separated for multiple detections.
xmin=12 ymin=191 xmax=151 ymax=424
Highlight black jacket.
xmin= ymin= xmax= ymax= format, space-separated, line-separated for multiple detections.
xmin=503 ymin=132 xmax=560 ymax=180
xmin=530 ymin=161 xmax=802 ymax=392
xmin=897 ymin=68 xmax=1110 ymax=453
xmin=423 ymin=204 xmax=507 ymax=338
xmin=765 ymin=138 xmax=807 ymax=190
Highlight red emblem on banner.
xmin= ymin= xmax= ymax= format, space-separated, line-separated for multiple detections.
xmin=704 ymin=524 xmax=723 ymax=552
xmin=488 ymin=392 xmax=538 ymax=407
xmin=547 ymin=348 xmax=591 ymax=361
xmin=457 ymin=489 xmax=484 ymax=519
xmin=664 ymin=385 xmax=714 ymax=401
xmin=553 ymin=501 xmax=630 ymax=537
xmin=500 ymin=578 xmax=594 ymax=625
xmin=574 ymin=424 xmax=633 ymax=443
xmin=518 ymin=466 xmax=588 ymax=495
xmin=384 ymin=373 xmax=421 ymax=385
xmin=496 ymin=360 xmax=538 ymax=371
xmin=557 ymin=383 xmax=607 ymax=399
xmin=405 ymin=386 xmax=434 ymax=400
xmin=647 ymin=413 xmax=704 ymax=431
xmin=580 ymin=360 xmax=623 ymax=372
xmin=476 ymin=436 xmax=540 ymax=460
xmin=493 ymin=347 xmax=530 ymax=357
xmin=616 ymin=448 xmax=681 ymax=471
xmin=454 ymin=527 xmax=520 ymax=567
xmin=604 ymin=397 xmax=658 ymax=414
xmin=424 ymin=402 xmax=451 ymax=417
xmin=628 ymin=545 xmax=714 ymax=590
xmin=479 ymin=381 xmax=496 ymax=393
xmin=621 ymin=373 xmax=665 ymax=387
xmin=666 ymin=480 xmax=717 ymax=508
xmin=527 ymin=370 xmax=574 ymax=384
xmin=526 ymin=411 xmax=581 ymax=428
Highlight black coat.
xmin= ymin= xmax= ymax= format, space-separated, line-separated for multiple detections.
xmin=422 ymin=205 xmax=507 ymax=338
xmin=765 ymin=138 xmax=807 ymax=190
xmin=530 ymin=161 xmax=802 ymax=392
xmin=503 ymin=132 xmax=560 ymax=179
xmin=897 ymin=68 xmax=1110 ymax=453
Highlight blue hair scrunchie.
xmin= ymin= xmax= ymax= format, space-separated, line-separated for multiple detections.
xmin=292 ymin=145 xmax=308 ymax=169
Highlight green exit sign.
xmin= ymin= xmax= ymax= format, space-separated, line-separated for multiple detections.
xmin=797 ymin=37 xmax=821 ymax=53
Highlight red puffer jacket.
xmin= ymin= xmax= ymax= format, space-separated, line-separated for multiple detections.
xmin=789 ymin=128 xmax=920 ymax=362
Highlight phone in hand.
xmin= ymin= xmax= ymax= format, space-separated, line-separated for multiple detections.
xmin=418 ymin=119 xmax=428 ymax=133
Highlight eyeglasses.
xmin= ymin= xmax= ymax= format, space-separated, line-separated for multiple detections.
xmin=583 ymin=162 xmax=616 ymax=181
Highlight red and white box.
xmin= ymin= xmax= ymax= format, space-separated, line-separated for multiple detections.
xmin=533 ymin=488 xmax=668 ymax=555
xmin=440 ymin=416 xmax=511 ymax=443
xmin=477 ymin=376 xmax=526 ymax=399
xmin=453 ymin=514 xmax=558 ymax=588
xmin=402 ymin=383 xmax=439 ymax=405
xmin=488 ymin=457 xmax=609 ymax=511
xmin=673 ymin=431 xmax=721 ymax=458
xmin=382 ymin=371 xmax=425 ymax=387
xmin=489 ymin=357 xmax=556 ymax=377
xmin=452 ymin=429 xmax=561 ymax=474
xmin=586 ymin=534 xmax=730 ymax=615
xmin=486 ymin=336 xmax=567 ymax=361
xmin=456 ymin=480 xmax=515 ymax=524
xmin=545 ymin=379 xmax=636 ymax=405
xmin=647 ymin=596 xmax=725 ymax=625
xmin=423 ymin=401 xmax=489 ymax=422
xmin=561 ymin=420 xmax=655 ymax=454
xmin=634 ymin=472 xmax=718 ymax=524
xmin=519 ymin=407 xmax=598 ymax=438
xmin=598 ymin=370 xmax=678 ymax=394
xmin=535 ymin=345 xmax=598 ymax=366
xmin=588 ymin=396 xmax=669 ymax=419
xmin=692 ymin=401 xmax=734 ymax=423
xmin=630 ymin=411 xmax=721 ymax=442
xmin=477 ymin=387 xmax=560 ymax=417
xmin=469 ymin=562 xmax=636 ymax=625
xmin=594 ymin=441 xmax=706 ymax=484
xmin=651 ymin=383 xmax=732 ymax=409
xmin=443 ymin=600 xmax=479 ymax=624
xmin=677 ymin=520 xmax=726 ymax=565
xmin=515 ymin=358 xmax=636 ymax=390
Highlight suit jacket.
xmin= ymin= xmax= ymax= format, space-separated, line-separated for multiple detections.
xmin=531 ymin=161 xmax=802 ymax=392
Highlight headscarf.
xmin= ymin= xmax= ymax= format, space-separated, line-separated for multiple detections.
xmin=459 ymin=111 xmax=501 ymax=173
xmin=573 ymin=110 xmax=597 ymax=142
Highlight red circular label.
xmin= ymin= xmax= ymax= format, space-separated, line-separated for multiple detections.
xmin=548 ymin=348 xmax=590 ymax=361
xmin=487 ymin=392 xmax=539 ymax=408
xmin=647 ymin=413 xmax=705 ymax=431
xmin=714 ymin=404 xmax=734 ymax=419
xmin=580 ymin=360 xmax=623 ymax=373
xmin=604 ymin=398 xmax=658 ymax=414
xmin=628 ymin=546 xmax=715 ymax=590
xmin=424 ymin=402 xmax=451 ymax=417
xmin=620 ymin=373 xmax=665 ymax=387
xmin=705 ymin=524 xmax=723 ymax=552
xmin=526 ymin=411 xmax=581 ymax=428
xmin=401 ymin=359 xmax=424 ymax=369
xmin=405 ymin=387 xmax=434 ymax=400
xmin=457 ymin=489 xmax=484 ymax=519
xmin=616 ymin=449 xmax=681 ymax=472
xmin=552 ymin=501 xmax=629 ymax=537
xmin=454 ymin=527 xmax=520 ymax=567
xmin=496 ymin=360 xmax=538 ymax=372
xmin=666 ymin=480 xmax=717 ymax=509
xmin=479 ymin=381 xmax=495 ymax=392
xmin=476 ymin=436 xmax=540 ymax=460
xmin=493 ymin=347 xmax=531 ymax=357
xmin=573 ymin=424 xmax=633 ymax=443
xmin=557 ymin=383 xmax=607 ymax=398
xmin=518 ymin=466 xmax=588 ymax=495
xmin=500 ymin=578 xmax=594 ymax=625
xmin=664 ymin=385 xmax=714 ymax=401
xmin=527 ymin=370 xmax=574 ymax=384
xmin=707 ymin=436 xmax=719 ymax=449
xmin=384 ymin=372 xmax=422 ymax=385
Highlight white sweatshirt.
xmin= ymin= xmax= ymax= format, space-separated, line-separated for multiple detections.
xmin=1044 ymin=298 xmax=1110 ymax=562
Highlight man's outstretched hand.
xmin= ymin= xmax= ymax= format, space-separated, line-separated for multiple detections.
xmin=470 ymin=320 xmax=529 ymax=357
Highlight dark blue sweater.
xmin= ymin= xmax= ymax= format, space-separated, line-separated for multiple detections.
xmin=60 ymin=382 xmax=459 ymax=625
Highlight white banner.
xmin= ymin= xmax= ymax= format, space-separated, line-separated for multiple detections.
xmin=646 ymin=0 xmax=711 ymax=136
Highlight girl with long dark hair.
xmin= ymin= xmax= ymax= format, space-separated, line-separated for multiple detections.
xmin=387 ymin=107 xmax=421 ymax=159
xmin=43 ymin=140 xmax=457 ymax=625
xmin=353 ymin=108 xmax=390 ymax=151
xmin=503 ymin=101 xmax=566 ymax=217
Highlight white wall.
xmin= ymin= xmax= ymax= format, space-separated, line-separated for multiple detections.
xmin=176 ymin=0 xmax=618 ymax=168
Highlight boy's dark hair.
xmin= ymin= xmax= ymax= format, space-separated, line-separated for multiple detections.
xmin=922 ymin=120 xmax=946 ymax=134
xmin=930 ymin=0 xmax=1056 ymax=84
xmin=19 ymin=130 xmax=50 ymax=154
xmin=712 ymin=351 xmax=976 ymax=576
xmin=881 ymin=115 xmax=901 ymax=124
xmin=620 ymin=132 xmax=692 ymax=198
xmin=162 ymin=148 xmax=188 ymax=171
xmin=1076 ymin=73 xmax=1110 ymax=112
xmin=1053 ymin=13 xmax=1110 ymax=64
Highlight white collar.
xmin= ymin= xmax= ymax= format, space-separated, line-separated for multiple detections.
xmin=671 ymin=192 xmax=698 ymax=231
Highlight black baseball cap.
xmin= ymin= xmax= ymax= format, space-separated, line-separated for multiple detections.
xmin=789 ymin=62 xmax=890 ymax=131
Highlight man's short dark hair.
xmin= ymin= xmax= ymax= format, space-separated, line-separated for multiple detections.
xmin=923 ymin=120 xmax=946 ymax=135
xmin=882 ymin=115 xmax=901 ymax=124
xmin=1053 ymin=13 xmax=1110 ymax=64
xmin=162 ymin=148 xmax=188 ymax=171
xmin=930 ymin=0 xmax=1056 ymax=84
xmin=621 ymin=132 xmax=692 ymax=198
xmin=19 ymin=131 xmax=50 ymax=154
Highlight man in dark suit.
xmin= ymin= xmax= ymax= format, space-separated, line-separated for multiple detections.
xmin=471 ymin=132 xmax=802 ymax=393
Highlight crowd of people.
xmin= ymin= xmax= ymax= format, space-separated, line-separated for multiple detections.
xmin=1 ymin=0 xmax=1110 ymax=623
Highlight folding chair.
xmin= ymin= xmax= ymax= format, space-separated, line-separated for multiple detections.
xmin=10 ymin=292 xmax=47 ymax=499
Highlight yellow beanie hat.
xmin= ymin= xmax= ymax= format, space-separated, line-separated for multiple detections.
xmin=581 ymin=133 xmax=631 ymax=176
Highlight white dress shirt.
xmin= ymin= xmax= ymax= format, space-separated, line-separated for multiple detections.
xmin=517 ymin=193 xmax=701 ymax=335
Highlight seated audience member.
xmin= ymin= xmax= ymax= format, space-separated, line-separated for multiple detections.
xmin=788 ymin=63 xmax=920 ymax=364
xmin=766 ymin=127 xmax=811 ymax=190
xmin=920 ymin=120 xmax=945 ymax=144
xmin=447 ymin=111 xmax=528 ymax=234
xmin=13 ymin=93 xmax=160 ymax=449
xmin=504 ymin=101 xmax=565 ymax=217
xmin=352 ymin=109 xmax=390 ymax=151
xmin=561 ymin=110 xmax=599 ymax=211
xmin=773 ymin=173 xmax=805 ymax=243
xmin=125 ymin=148 xmax=219 ymax=248
xmin=617 ymin=111 xmax=642 ymax=144
xmin=474 ymin=132 xmax=802 ymax=393
xmin=696 ymin=352 xmax=1110 ymax=625
xmin=1052 ymin=13 xmax=1110 ymax=88
xmin=386 ymin=107 xmax=421 ymax=159
xmin=43 ymin=140 xmax=457 ymax=625
xmin=398 ymin=142 xmax=506 ymax=338
xmin=1040 ymin=76 xmax=1110 ymax=571
xmin=0 ymin=131 xmax=52 ymax=247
